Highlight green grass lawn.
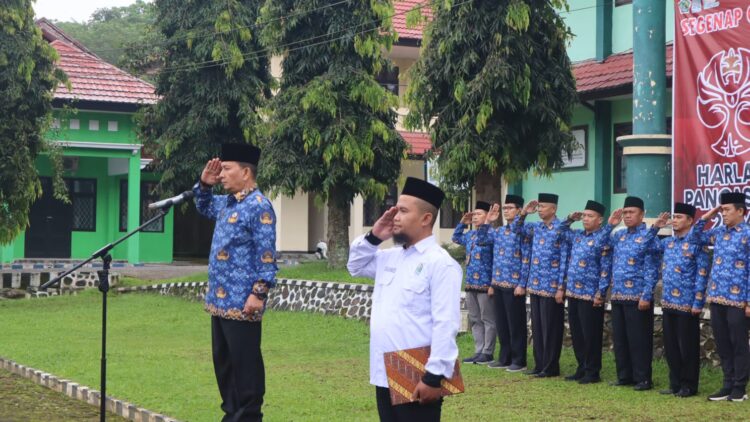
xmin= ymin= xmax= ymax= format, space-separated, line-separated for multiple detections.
xmin=0 ymin=291 xmax=744 ymax=421
xmin=118 ymin=261 xmax=372 ymax=288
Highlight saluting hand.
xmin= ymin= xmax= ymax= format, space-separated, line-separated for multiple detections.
xmin=522 ymin=200 xmax=538 ymax=216
xmin=608 ymin=208 xmax=624 ymax=226
xmin=702 ymin=205 xmax=722 ymax=221
xmin=371 ymin=206 xmax=398 ymax=241
xmin=653 ymin=212 xmax=670 ymax=229
xmin=201 ymin=158 xmax=222 ymax=187
xmin=460 ymin=212 xmax=473 ymax=225
xmin=567 ymin=211 xmax=583 ymax=222
xmin=486 ymin=204 xmax=501 ymax=224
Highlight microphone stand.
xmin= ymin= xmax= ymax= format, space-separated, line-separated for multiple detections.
xmin=35 ymin=204 xmax=173 ymax=421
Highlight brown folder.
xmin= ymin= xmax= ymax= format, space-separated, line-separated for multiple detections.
xmin=383 ymin=345 xmax=465 ymax=406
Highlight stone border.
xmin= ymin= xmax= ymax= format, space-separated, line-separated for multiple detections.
xmin=0 ymin=357 xmax=180 ymax=422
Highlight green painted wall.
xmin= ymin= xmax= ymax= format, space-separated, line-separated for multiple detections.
xmin=612 ymin=2 xmax=674 ymax=55
xmin=560 ymin=0 xmax=598 ymax=63
xmin=48 ymin=110 xmax=138 ymax=144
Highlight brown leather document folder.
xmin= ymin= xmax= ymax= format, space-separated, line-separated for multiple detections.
xmin=383 ymin=345 xmax=465 ymax=406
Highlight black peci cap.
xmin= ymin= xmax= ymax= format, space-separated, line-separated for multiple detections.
xmin=401 ymin=177 xmax=445 ymax=209
xmin=720 ymin=192 xmax=747 ymax=206
xmin=673 ymin=202 xmax=696 ymax=218
xmin=623 ymin=196 xmax=644 ymax=211
xmin=585 ymin=200 xmax=606 ymax=216
xmin=475 ymin=201 xmax=491 ymax=212
xmin=538 ymin=193 xmax=558 ymax=204
xmin=505 ymin=194 xmax=524 ymax=207
xmin=220 ymin=143 xmax=261 ymax=166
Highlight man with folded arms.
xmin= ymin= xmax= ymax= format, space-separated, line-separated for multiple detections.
xmin=653 ymin=202 xmax=708 ymax=398
xmin=348 ymin=177 xmax=462 ymax=421
xmin=557 ymin=201 xmax=621 ymax=384
xmin=693 ymin=192 xmax=750 ymax=402
xmin=477 ymin=195 xmax=530 ymax=373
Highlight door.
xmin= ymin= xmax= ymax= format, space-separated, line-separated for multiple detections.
xmin=25 ymin=178 xmax=73 ymax=258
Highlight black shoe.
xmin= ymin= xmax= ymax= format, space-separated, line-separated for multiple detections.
xmin=578 ymin=376 xmax=601 ymax=385
xmin=462 ymin=354 xmax=479 ymax=364
xmin=524 ymin=369 xmax=540 ymax=376
xmin=708 ymin=388 xmax=732 ymax=401
xmin=535 ymin=372 xmax=558 ymax=378
xmin=659 ymin=389 xmax=677 ymax=395
xmin=633 ymin=381 xmax=653 ymax=391
xmin=676 ymin=388 xmax=696 ymax=398
xmin=473 ymin=354 xmax=493 ymax=365
xmin=565 ymin=373 xmax=584 ymax=381
xmin=730 ymin=388 xmax=748 ymax=402
xmin=487 ymin=360 xmax=510 ymax=369
xmin=506 ymin=364 xmax=527 ymax=373
xmin=609 ymin=380 xmax=635 ymax=387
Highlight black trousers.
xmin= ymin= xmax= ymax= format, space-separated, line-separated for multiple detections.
xmin=611 ymin=302 xmax=653 ymax=384
xmin=710 ymin=304 xmax=750 ymax=391
xmin=212 ymin=316 xmax=265 ymax=422
xmin=493 ymin=286 xmax=527 ymax=367
xmin=530 ymin=294 xmax=564 ymax=375
xmin=567 ymin=298 xmax=604 ymax=379
xmin=376 ymin=387 xmax=442 ymax=422
xmin=662 ymin=310 xmax=701 ymax=393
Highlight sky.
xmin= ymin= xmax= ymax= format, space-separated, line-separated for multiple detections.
xmin=33 ymin=0 xmax=148 ymax=22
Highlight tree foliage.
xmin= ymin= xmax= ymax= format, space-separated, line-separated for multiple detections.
xmin=406 ymin=0 xmax=578 ymax=204
xmin=259 ymin=0 xmax=407 ymax=267
xmin=0 ymin=0 xmax=66 ymax=244
xmin=53 ymin=0 xmax=162 ymax=81
xmin=138 ymin=0 xmax=273 ymax=193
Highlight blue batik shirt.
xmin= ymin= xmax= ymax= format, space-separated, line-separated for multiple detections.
xmin=559 ymin=222 xmax=614 ymax=302
xmin=693 ymin=219 xmax=750 ymax=309
xmin=452 ymin=223 xmax=493 ymax=292
xmin=654 ymin=230 xmax=709 ymax=314
xmin=520 ymin=217 xmax=568 ymax=297
xmin=610 ymin=223 xmax=660 ymax=303
xmin=193 ymin=182 xmax=278 ymax=321
xmin=476 ymin=216 xmax=531 ymax=290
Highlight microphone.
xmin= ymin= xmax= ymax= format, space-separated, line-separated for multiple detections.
xmin=148 ymin=190 xmax=195 ymax=209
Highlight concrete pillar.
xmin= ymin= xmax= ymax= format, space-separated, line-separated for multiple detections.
xmin=126 ymin=152 xmax=141 ymax=264
xmin=617 ymin=0 xmax=671 ymax=217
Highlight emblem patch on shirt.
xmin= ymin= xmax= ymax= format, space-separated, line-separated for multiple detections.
xmin=674 ymin=266 xmax=682 ymax=273
xmin=533 ymin=258 xmax=539 ymax=265
xmin=512 ymin=272 xmax=519 ymax=279
xmin=473 ymin=273 xmax=480 ymax=280
xmin=513 ymin=250 xmax=520 ymax=257
xmin=635 ymin=237 xmax=643 ymax=244
xmin=627 ymin=257 xmax=635 ymax=266
xmin=668 ymin=242 xmax=674 ymax=249
xmin=539 ymin=238 xmax=545 ymax=245
xmin=217 ymin=250 xmax=229 ymax=260
xmin=682 ymin=242 xmax=690 ymax=250
xmin=711 ymin=282 xmax=717 ymax=290
xmin=228 ymin=212 xmax=239 ymax=224
xmin=261 ymin=251 xmax=274 ymax=263
xmin=699 ymin=268 xmax=707 ymax=276
xmin=723 ymin=233 xmax=731 ymax=241
xmin=671 ymin=288 xmax=681 ymax=297
xmin=260 ymin=212 xmax=274 ymax=225
xmin=735 ymin=260 xmax=745 ymax=269
xmin=731 ymin=285 xmax=741 ymax=294
xmin=620 ymin=235 xmax=626 ymax=241
xmin=551 ymin=260 xmax=559 ymax=268
xmin=216 ymin=287 xmax=227 ymax=299
xmin=415 ymin=263 xmax=424 ymax=276
xmin=715 ymin=257 xmax=723 ymax=265
xmin=578 ymin=260 xmax=587 ymax=268
xmin=587 ymin=240 xmax=594 ymax=246
xmin=474 ymin=253 xmax=481 ymax=259
xmin=532 ymin=279 xmax=539 ymax=285
xmin=696 ymin=292 xmax=703 ymax=300
xmin=575 ymin=282 xmax=583 ymax=289
xmin=624 ymin=280 xmax=634 ymax=288
xmin=499 ymin=249 xmax=505 ymax=256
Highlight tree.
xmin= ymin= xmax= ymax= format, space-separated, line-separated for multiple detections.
xmin=405 ymin=0 xmax=578 ymax=206
xmin=0 ymin=0 xmax=66 ymax=244
xmin=53 ymin=0 xmax=163 ymax=80
xmin=138 ymin=0 xmax=273 ymax=193
xmin=259 ymin=0 xmax=407 ymax=268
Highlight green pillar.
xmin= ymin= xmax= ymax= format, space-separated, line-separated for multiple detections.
xmin=126 ymin=152 xmax=141 ymax=264
xmin=595 ymin=0 xmax=612 ymax=62
xmin=617 ymin=0 xmax=671 ymax=217
xmin=593 ymin=101 xmax=612 ymax=212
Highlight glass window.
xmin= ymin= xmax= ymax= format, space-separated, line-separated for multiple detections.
xmin=376 ymin=66 xmax=399 ymax=96
xmin=119 ymin=180 xmax=165 ymax=232
xmin=364 ymin=184 xmax=398 ymax=226
xmin=70 ymin=179 xmax=96 ymax=231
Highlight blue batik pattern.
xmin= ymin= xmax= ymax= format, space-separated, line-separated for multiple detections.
xmin=452 ymin=223 xmax=493 ymax=291
xmin=694 ymin=220 xmax=750 ymax=309
xmin=610 ymin=224 xmax=660 ymax=303
xmin=520 ymin=217 xmax=568 ymax=297
xmin=476 ymin=216 xmax=531 ymax=290
xmin=193 ymin=182 xmax=278 ymax=321
xmin=559 ymin=223 xmax=614 ymax=302
xmin=654 ymin=231 xmax=709 ymax=313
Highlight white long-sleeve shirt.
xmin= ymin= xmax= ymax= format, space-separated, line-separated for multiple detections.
xmin=348 ymin=234 xmax=462 ymax=387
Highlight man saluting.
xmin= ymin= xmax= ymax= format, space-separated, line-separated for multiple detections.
xmin=348 ymin=177 xmax=462 ymax=422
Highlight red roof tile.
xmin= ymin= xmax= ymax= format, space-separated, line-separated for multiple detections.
xmin=573 ymin=44 xmax=673 ymax=99
xmin=394 ymin=0 xmax=429 ymax=41
xmin=50 ymin=40 xmax=158 ymax=105
xmin=400 ymin=130 xmax=431 ymax=155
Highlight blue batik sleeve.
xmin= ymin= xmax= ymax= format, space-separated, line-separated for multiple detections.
xmin=193 ymin=182 xmax=224 ymax=220
xmin=250 ymin=198 xmax=278 ymax=289
xmin=693 ymin=243 xmax=710 ymax=310
xmin=452 ymin=223 xmax=468 ymax=246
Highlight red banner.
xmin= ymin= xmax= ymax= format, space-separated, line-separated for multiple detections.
xmin=673 ymin=0 xmax=750 ymax=225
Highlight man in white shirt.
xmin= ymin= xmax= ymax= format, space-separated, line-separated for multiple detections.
xmin=348 ymin=177 xmax=462 ymax=422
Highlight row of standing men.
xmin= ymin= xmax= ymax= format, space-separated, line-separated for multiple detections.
xmin=453 ymin=192 xmax=750 ymax=401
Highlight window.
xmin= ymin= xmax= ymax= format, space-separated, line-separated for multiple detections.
xmin=376 ymin=66 xmax=399 ymax=96
xmin=439 ymin=200 xmax=463 ymax=229
xmin=364 ymin=184 xmax=399 ymax=226
xmin=70 ymin=179 xmax=96 ymax=231
xmin=119 ymin=180 xmax=164 ymax=232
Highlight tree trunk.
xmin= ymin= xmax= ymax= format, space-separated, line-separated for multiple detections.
xmin=326 ymin=191 xmax=351 ymax=269
xmin=475 ymin=168 xmax=504 ymax=225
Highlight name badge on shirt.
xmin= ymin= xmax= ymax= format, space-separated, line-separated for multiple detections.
xmin=415 ymin=263 xmax=424 ymax=276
